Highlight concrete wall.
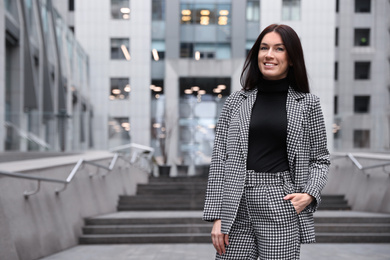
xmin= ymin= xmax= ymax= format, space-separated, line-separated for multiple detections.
xmin=0 ymin=151 xmax=149 ymax=260
xmin=324 ymin=153 xmax=390 ymax=213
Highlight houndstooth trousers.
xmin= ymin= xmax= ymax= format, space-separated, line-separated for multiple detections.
xmin=216 ymin=170 xmax=301 ymax=260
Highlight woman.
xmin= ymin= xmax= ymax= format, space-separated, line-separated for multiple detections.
xmin=203 ymin=24 xmax=330 ymax=259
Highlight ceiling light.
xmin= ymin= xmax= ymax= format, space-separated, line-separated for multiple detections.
xmin=120 ymin=7 xmax=130 ymax=14
xmin=200 ymin=10 xmax=210 ymax=16
xmin=194 ymin=51 xmax=200 ymax=60
xmin=121 ymin=44 xmax=131 ymax=60
xmin=217 ymin=84 xmax=226 ymax=90
xmin=152 ymin=49 xmax=159 ymax=61
xmin=219 ymin=10 xmax=229 ymax=16
xmin=213 ymin=88 xmax=222 ymax=93
xmin=198 ymin=90 xmax=206 ymax=95
xmin=181 ymin=9 xmax=191 ymax=16
xmin=184 ymin=89 xmax=193 ymax=94
xmin=154 ymin=86 xmax=162 ymax=92
xmin=112 ymin=89 xmax=121 ymax=95
xmin=218 ymin=16 xmax=228 ymax=25
xmin=191 ymin=86 xmax=200 ymax=91
xmin=182 ymin=16 xmax=191 ymax=22
xmin=200 ymin=16 xmax=209 ymax=25
xmin=124 ymin=84 xmax=131 ymax=92
xmin=122 ymin=14 xmax=130 ymax=19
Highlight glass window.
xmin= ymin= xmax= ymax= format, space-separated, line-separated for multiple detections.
xmin=334 ymin=96 xmax=338 ymax=115
xmin=354 ymin=28 xmax=370 ymax=46
xmin=180 ymin=43 xmax=231 ymax=60
xmin=336 ymin=0 xmax=339 ymax=12
xmin=110 ymin=78 xmax=130 ymax=100
xmin=151 ymin=41 xmax=165 ymax=61
xmin=68 ymin=0 xmax=74 ymax=11
xmin=108 ymin=117 xmax=131 ymax=147
xmin=353 ymin=130 xmax=370 ymax=148
xmin=111 ymin=0 xmax=130 ymax=20
xmin=335 ymin=27 xmax=339 ymax=47
xmin=354 ymin=96 xmax=370 ymax=113
xmin=150 ymin=80 xmax=166 ymax=162
xmin=178 ymin=77 xmax=231 ymax=166
xmin=354 ymin=62 xmax=370 ymax=79
xmin=355 ymin=0 xmax=371 ymax=13
xmin=110 ymin=38 xmax=130 ymax=60
xmin=180 ymin=3 xmax=231 ymax=25
xmin=152 ymin=0 xmax=165 ymax=20
xmin=282 ymin=0 xmax=300 ymax=21
xmin=247 ymin=0 xmax=260 ymax=21
xmin=246 ymin=41 xmax=255 ymax=56
xmin=335 ymin=62 xmax=338 ymax=81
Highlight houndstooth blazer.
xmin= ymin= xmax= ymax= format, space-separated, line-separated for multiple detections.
xmin=203 ymin=87 xmax=330 ymax=243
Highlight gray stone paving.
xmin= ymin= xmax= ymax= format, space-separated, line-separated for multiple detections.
xmin=40 ymin=243 xmax=390 ymax=260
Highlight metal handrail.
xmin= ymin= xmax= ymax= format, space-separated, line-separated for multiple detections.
xmin=332 ymin=153 xmax=390 ymax=176
xmin=0 ymin=143 xmax=155 ymax=198
xmin=0 ymin=154 xmax=119 ymax=198
xmin=109 ymin=143 xmax=155 ymax=173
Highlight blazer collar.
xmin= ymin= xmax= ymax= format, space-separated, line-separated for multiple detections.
xmin=238 ymin=89 xmax=258 ymax=160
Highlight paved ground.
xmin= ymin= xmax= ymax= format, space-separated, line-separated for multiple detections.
xmin=40 ymin=243 xmax=390 ymax=260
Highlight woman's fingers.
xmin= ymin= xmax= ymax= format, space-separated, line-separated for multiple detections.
xmin=211 ymin=220 xmax=228 ymax=255
xmin=284 ymin=193 xmax=314 ymax=214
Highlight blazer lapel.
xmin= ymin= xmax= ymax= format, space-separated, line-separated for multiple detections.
xmin=239 ymin=89 xmax=258 ymax=160
xmin=286 ymin=87 xmax=305 ymax=173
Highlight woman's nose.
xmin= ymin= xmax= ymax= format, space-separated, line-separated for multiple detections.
xmin=265 ymin=49 xmax=273 ymax=58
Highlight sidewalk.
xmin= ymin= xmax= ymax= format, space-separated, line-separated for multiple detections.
xmin=40 ymin=243 xmax=390 ymax=260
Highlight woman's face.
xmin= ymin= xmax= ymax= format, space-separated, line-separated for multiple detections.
xmin=258 ymin=31 xmax=291 ymax=80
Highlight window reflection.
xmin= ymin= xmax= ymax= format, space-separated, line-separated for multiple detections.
xmin=111 ymin=0 xmax=130 ymax=20
xmin=111 ymin=38 xmax=130 ymax=60
xmin=178 ymin=77 xmax=230 ymax=166
xmin=180 ymin=3 xmax=231 ymax=25
xmin=110 ymin=78 xmax=130 ymax=100
xmin=282 ymin=0 xmax=301 ymax=21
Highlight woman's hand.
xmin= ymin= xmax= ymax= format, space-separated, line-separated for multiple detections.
xmin=211 ymin=219 xmax=229 ymax=255
xmin=283 ymin=193 xmax=314 ymax=214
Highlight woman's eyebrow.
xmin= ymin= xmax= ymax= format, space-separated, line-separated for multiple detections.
xmin=260 ymin=42 xmax=285 ymax=46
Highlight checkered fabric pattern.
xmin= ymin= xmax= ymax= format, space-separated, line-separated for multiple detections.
xmin=216 ymin=171 xmax=301 ymax=260
xmin=203 ymin=87 xmax=330 ymax=244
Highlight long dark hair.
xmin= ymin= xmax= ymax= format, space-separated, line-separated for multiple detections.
xmin=240 ymin=24 xmax=310 ymax=93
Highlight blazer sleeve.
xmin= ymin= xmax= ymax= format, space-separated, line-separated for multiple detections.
xmin=301 ymin=96 xmax=330 ymax=213
xmin=203 ymin=94 xmax=234 ymax=222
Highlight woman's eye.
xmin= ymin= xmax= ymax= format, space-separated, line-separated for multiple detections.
xmin=260 ymin=47 xmax=268 ymax=50
xmin=277 ymin=47 xmax=284 ymax=51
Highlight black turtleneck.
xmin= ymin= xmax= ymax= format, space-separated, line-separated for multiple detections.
xmin=246 ymin=77 xmax=290 ymax=173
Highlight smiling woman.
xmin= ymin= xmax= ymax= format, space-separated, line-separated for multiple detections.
xmin=203 ymin=24 xmax=329 ymax=260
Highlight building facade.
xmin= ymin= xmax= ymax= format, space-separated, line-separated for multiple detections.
xmin=1 ymin=0 xmax=93 ymax=152
xmin=334 ymin=0 xmax=390 ymax=152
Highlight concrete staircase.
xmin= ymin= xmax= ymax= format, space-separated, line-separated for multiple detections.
xmin=79 ymin=176 xmax=390 ymax=244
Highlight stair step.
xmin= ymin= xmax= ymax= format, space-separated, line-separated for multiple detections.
xmin=315 ymin=233 xmax=390 ymax=243
xmin=118 ymin=205 xmax=204 ymax=211
xmin=79 ymin=233 xmax=211 ymax=244
xmin=83 ymin=224 xmax=212 ymax=234
xmin=315 ymin=224 xmax=390 ymax=233
xmin=85 ymin=217 xmax=205 ymax=226
xmin=315 ymin=217 xmax=390 ymax=224
xmin=148 ymin=177 xmax=208 ymax=183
